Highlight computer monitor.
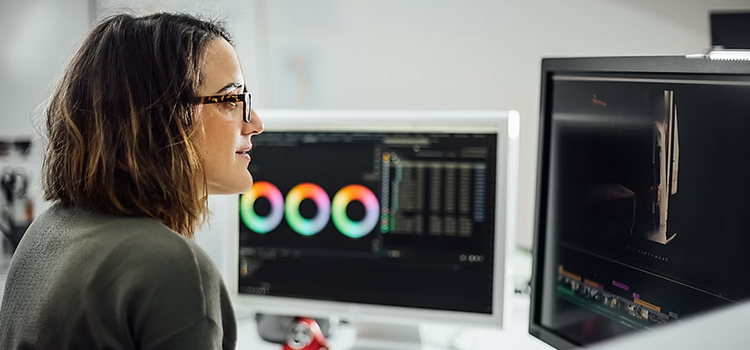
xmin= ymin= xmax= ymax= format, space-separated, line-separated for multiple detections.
xmin=227 ymin=110 xmax=519 ymax=336
xmin=530 ymin=56 xmax=750 ymax=349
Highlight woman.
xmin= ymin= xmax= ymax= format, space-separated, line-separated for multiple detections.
xmin=0 ymin=12 xmax=263 ymax=350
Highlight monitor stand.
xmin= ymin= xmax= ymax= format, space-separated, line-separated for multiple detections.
xmin=349 ymin=321 xmax=422 ymax=350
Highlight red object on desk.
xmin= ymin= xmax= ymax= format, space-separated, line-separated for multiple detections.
xmin=282 ymin=317 xmax=329 ymax=350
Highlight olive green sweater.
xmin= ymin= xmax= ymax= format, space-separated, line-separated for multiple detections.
xmin=0 ymin=203 xmax=236 ymax=349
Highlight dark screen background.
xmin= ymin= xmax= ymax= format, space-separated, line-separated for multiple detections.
xmin=239 ymin=131 xmax=498 ymax=314
xmin=540 ymin=74 xmax=750 ymax=346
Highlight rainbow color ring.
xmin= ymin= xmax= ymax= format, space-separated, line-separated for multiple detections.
xmin=285 ymin=183 xmax=331 ymax=236
xmin=240 ymin=181 xmax=284 ymax=234
xmin=332 ymin=184 xmax=380 ymax=239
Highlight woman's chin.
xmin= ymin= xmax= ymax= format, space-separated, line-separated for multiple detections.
xmin=238 ymin=179 xmax=254 ymax=194
xmin=207 ymin=177 xmax=254 ymax=195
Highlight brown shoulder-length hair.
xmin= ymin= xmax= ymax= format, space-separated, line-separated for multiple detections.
xmin=42 ymin=13 xmax=233 ymax=238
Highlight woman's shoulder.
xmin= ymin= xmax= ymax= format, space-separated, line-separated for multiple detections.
xmin=75 ymin=214 xmax=231 ymax=344
xmin=23 ymin=203 xmax=221 ymax=289
xmin=101 ymin=216 xmax=218 ymax=280
xmin=37 ymin=203 xmax=221 ymax=285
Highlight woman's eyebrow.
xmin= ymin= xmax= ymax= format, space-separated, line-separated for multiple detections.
xmin=215 ymin=81 xmax=243 ymax=94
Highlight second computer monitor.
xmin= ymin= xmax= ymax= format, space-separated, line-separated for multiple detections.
xmin=231 ymin=110 xmax=519 ymax=327
xmin=530 ymin=56 xmax=750 ymax=349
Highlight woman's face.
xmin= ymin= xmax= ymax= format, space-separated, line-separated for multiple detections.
xmin=196 ymin=38 xmax=264 ymax=195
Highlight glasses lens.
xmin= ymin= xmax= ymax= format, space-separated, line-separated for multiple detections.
xmin=244 ymin=93 xmax=251 ymax=123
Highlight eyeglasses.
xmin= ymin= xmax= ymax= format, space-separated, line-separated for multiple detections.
xmin=195 ymin=91 xmax=252 ymax=123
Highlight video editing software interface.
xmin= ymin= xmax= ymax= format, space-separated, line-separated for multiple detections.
xmin=238 ymin=131 xmax=497 ymax=313
xmin=541 ymin=73 xmax=750 ymax=345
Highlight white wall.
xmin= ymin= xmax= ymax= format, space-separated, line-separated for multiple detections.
xmin=0 ymin=0 xmax=91 ymax=138
xmin=242 ymin=0 xmax=750 ymax=249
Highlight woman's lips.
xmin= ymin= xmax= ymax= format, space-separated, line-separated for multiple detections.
xmin=236 ymin=151 xmax=251 ymax=161
xmin=236 ymin=145 xmax=252 ymax=161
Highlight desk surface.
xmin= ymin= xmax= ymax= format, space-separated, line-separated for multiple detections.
xmin=236 ymin=293 xmax=553 ymax=350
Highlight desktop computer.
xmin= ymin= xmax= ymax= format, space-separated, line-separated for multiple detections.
xmin=227 ymin=110 xmax=520 ymax=348
xmin=530 ymin=56 xmax=750 ymax=348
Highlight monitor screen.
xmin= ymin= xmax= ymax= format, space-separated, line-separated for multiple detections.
xmin=534 ymin=64 xmax=750 ymax=347
xmin=238 ymin=131 xmax=497 ymax=314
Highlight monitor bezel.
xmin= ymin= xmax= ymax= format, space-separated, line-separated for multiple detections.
xmin=531 ymin=56 xmax=750 ymax=349
xmin=228 ymin=109 xmax=520 ymax=328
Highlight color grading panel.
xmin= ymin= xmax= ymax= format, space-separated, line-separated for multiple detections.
xmin=239 ymin=131 xmax=498 ymax=313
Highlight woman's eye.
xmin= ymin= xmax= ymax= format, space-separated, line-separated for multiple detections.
xmin=224 ymin=101 xmax=238 ymax=108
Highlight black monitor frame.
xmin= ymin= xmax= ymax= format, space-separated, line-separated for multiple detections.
xmin=530 ymin=56 xmax=750 ymax=349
